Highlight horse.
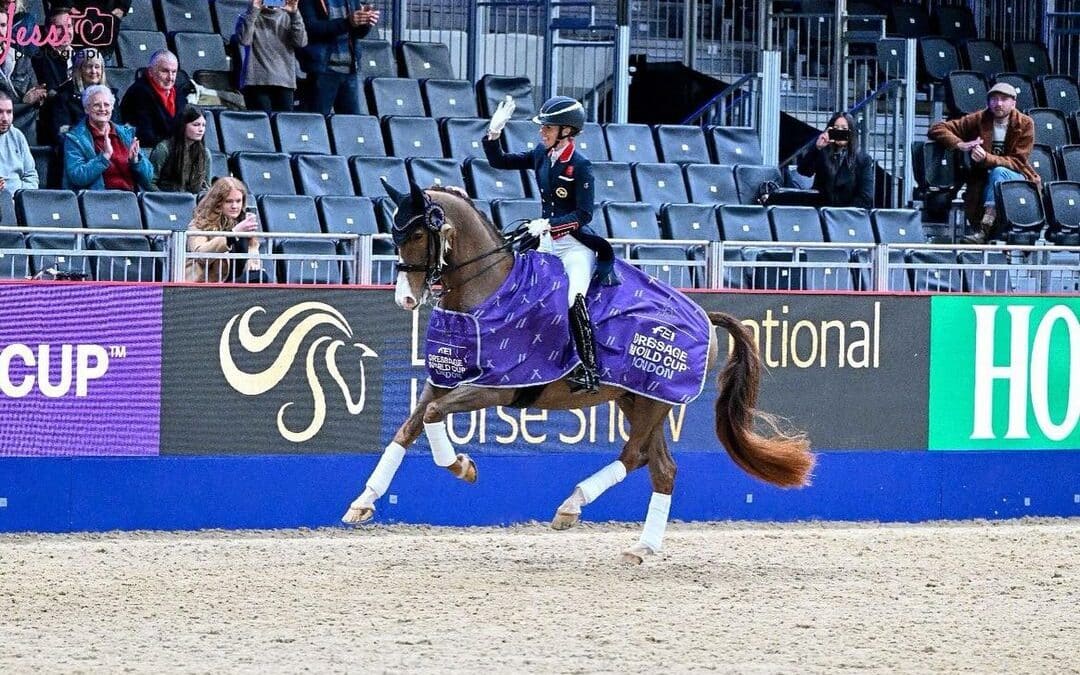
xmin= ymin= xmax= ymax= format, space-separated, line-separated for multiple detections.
xmin=342 ymin=183 xmax=814 ymax=564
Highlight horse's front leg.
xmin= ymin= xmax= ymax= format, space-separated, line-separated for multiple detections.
xmin=422 ymin=384 xmax=518 ymax=482
xmin=343 ymin=383 xmax=443 ymax=524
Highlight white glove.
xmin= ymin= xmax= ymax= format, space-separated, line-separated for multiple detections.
xmin=526 ymin=218 xmax=550 ymax=237
xmin=487 ymin=96 xmax=516 ymax=138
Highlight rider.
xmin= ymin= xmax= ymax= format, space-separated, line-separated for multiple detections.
xmin=482 ymin=95 xmax=614 ymax=394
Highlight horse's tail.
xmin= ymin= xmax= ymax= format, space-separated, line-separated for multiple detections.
xmin=709 ymin=312 xmax=815 ymax=488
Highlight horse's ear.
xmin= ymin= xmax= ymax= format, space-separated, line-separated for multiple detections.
xmin=382 ymin=178 xmax=405 ymax=205
xmin=409 ymin=181 xmax=427 ymax=209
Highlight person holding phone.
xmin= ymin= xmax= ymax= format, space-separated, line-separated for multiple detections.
xmin=297 ymin=0 xmax=379 ymax=115
xmin=235 ymin=0 xmax=307 ymax=113
xmin=795 ymin=111 xmax=874 ymax=209
xmin=185 ymin=177 xmax=267 ymax=283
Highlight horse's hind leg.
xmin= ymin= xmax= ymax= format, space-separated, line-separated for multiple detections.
xmin=618 ymin=426 xmax=675 ymax=565
xmin=551 ymin=395 xmax=664 ymax=531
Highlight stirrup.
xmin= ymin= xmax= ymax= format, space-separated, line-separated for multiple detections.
xmin=567 ymin=364 xmax=599 ymax=394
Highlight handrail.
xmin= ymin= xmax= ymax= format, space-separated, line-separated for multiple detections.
xmin=681 ymin=72 xmax=758 ymax=126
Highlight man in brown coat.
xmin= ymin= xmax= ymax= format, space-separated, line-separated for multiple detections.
xmin=927 ymin=82 xmax=1039 ymax=243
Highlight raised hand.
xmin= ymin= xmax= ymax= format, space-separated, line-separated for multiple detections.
xmin=487 ymin=96 xmax=516 ymax=139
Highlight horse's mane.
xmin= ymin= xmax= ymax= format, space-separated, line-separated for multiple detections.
xmin=427 ymin=186 xmax=503 ymax=240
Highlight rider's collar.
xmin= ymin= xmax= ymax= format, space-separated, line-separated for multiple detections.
xmin=549 ymin=139 xmax=575 ymax=164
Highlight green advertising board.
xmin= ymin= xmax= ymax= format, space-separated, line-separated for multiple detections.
xmin=930 ymin=296 xmax=1079 ymax=450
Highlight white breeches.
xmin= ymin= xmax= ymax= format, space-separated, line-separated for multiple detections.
xmin=552 ymin=234 xmax=596 ymax=303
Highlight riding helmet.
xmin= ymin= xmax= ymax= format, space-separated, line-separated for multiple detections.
xmin=532 ymin=96 xmax=586 ymax=132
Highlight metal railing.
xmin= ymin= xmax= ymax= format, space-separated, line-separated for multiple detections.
xmin=1048 ymin=4 xmax=1080 ymax=82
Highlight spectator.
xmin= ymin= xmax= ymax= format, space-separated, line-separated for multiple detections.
xmin=297 ymin=0 xmax=378 ymax=115
xmin=32 ymin=6 xmax=74 ymax=96
xmin=0 ymin=6 xmax=48 ymax=143
xmin=928 ymin=82 xmax=1039 ymax=243
xmin=185 ymin=176 xmax=266 ymax=283
xmin=0 ymin=89 xmax=39 ymax=192
xmin=57 ymin=1 xmax=128 ymax=57
xmin=795 ymin=112 xmax=874 ymax=209
xmin=149 ymin=105 xmax=211 ymax=193
xmin=62 ymin=83 xmax=152 ymax=190
xmin=120 ymin=49 xmax=190 ymax=148
xmin=42 ymin=47 xmax=116 ymax=145
xmin=236 ymin=0 xmax=307 ymax=113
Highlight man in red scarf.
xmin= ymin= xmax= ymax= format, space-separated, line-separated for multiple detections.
xmin=119 ymin=49 xmax=190 ymax=148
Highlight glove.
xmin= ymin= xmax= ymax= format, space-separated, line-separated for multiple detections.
xmin=487 ymin=96 xmax=516 ymax=138
xmin=525 ymin=218 xmax=550 ymax=237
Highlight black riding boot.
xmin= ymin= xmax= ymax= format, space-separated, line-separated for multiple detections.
xmin=567 ymin=294 xmax=601 ymax=394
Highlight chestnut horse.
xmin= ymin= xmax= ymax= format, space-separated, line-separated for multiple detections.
xmin=342 ymin=185 xmax=814 ymax=564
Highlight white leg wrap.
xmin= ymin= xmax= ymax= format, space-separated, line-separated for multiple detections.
xmin=424 ymin=421 xmax=457 ymax=467
xmin=639 ymin=492 xmax=672 ymax=554
xmin=576 ymin=460 xmax=627 ymax=504
xmin=365 ymin=442 xmax=406 ymax=498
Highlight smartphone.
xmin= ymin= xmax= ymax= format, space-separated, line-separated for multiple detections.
xmin=827 ymin=127 xmax=851 ymax=142
xmin=264 ymin=0 xmax=285 ymax=7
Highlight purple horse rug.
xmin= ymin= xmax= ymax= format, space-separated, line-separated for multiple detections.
xmin=425 ymin=251 xmax=712 ymax=405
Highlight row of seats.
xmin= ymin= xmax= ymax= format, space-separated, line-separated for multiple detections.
xmin=918 ymin=36 xmax=1064 ymax=86
xmin=944 ymin=76 xmax=1080 ymax=126
xmin=991 ymin=180 xmax=1080 ymax=245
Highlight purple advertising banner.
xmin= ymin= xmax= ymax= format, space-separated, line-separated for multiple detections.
xmin=0 ymin=285 xmax=162 ymax=456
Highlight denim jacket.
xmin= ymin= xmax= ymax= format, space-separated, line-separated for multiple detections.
xmin=63 ymin=118 xmax=153 ymax=191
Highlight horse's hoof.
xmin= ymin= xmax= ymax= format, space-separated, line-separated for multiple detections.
xmin=550 ymin=511 xmax=580 ymax=530
xmin=617 ymin=542 xmax=656 ymax=565
xmin=453 ymin=453 xmax=478 ymax=483
xmin=341 ymin=504 xmax=375 ymax=525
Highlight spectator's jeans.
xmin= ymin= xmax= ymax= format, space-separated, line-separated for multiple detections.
xmin=982 ymin=166 xmax=1025 ymax=206
xmin=243 ymin=86 xmax=295 ymax=113
xmin=302 ymin=72 xmax=364 ymax=115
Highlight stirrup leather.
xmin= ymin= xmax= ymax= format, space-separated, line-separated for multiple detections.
xmin=567 ymin=295 xmax=600 ymax=394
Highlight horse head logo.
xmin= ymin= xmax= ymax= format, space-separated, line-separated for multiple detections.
xmin=219 ymin=302 xmax=378 ymax=443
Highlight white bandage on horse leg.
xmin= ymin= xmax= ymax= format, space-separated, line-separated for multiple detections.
xmin=424 ymin=421 xmax=457 ymax=467
xmin=365 ymin=442 xmax=407 ymax=498
xmin=639 ymin=492 xmax=672 ymax=554
xmin=576 ymin=460 xmax=627 ymax=504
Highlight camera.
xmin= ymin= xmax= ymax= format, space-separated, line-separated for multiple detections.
xmin=828 ymin=127 xmax=851 ymax=142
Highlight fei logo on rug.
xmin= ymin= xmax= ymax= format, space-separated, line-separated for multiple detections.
xmin=929 ymin=296 xmax=1080 ymax=450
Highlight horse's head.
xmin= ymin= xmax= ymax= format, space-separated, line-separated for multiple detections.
xmin=385 ymin=180 xmax=508 ymax=311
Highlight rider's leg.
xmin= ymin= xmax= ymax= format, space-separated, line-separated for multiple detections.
xmin=556 ymin=237 xmax=599 ymax=393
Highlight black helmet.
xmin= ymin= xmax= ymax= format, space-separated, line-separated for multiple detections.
xmin=532 ymin=96 xmax=585 ymax=132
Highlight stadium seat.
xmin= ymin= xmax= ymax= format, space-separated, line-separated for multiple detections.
xmin=575 ymin=122 xmax=609 ymax=161
xmin=86 ymin=233 xmax=157 ymax=282
xmin=329 ymin=114 xmax=386 ymax=157
xmin=477 ymin=75 xmax=536 ymax=119
xmin=273 ymin=113 xmax=331 ymax=155
xmin=104 ymin=66 xmax=136 ymax=101
xmin=233 ymin=152 xmax=296 ymax=195
xmin=1044 ymin=180 xmax=1080 ymax=245
xmin=501 ymin=119 xmax=541 ymax=154
xmin=917 ymin=37 xmax=960 ymax=85
xmin=661 ymin=203 xmax=717 ymax=241
xmin=1037 ymin=75 xmax=1080 ymax=117
xmin=318 ymin=195 xmax=378 ymax=235
xmin=1027 ymin=108 xmax=1071 ymax=149
xmin=422 ymin=79 xmax=479 ymax=119
xmin=218 ymin=111 xmax=275 ymax=154
xmin=79 ymin=190 xmax=143 ymax=230
xmin=294 ymin=154 xmax=354 ymax=197
xmin=875 ymin=38 xmax=908 ymax=79
xmin=630 ymin=243 xmax=699 ymax=288
xmin=768 ymin=205 xmax=824 ymax=243
xmin=733 ymin=164 xmax=783 ymax=205
xmin=209 ymin=150 xmax=229 ymax=183
xmin=685 ymin=163 xmax=739 ymax=205
xmin=441 ymin=118 xmax=490 ymax=159
xmin=654 ymin=125 xmax=711 ymax=165
xmin=632 ymin=162 xmax=689 ymax=212
xmin=385 ymin=116 xmax=444 ymax=158
xmin=0 ymin=231 xmax=31 ymax=278
xmin=199 ymin=109 xmax=222 ymax=152
xmin=356 ymin=39 xmax=397 ymax=80
xmin=116 ymin=30 xmax=167 ymax=69
xmin=932 ymin=5 xmax=977 ymax=44
xmin=870 ymin=208 xmax=923 ymax=291
xmin=994 ymin=73 xmax=1037 ymax=112
xmin=122 ymin=0 xmax=159 ymax=32
xmin=140 ymin=191 xmax=196 ymax=231
xmin=603 ymin=201 xmax=661 ymax=241
xmin=398 ymin=41 xmax=456 ymax=79
xmin=258 ymin=194 xmax=340 ymax=283
xmin=257 ymin=194 xmax=321 ymax=234
xmin=603 ymin=123 xmax=659 ymax=163
xmin=463 ymin=158 xmax=526 ymax=201
xmin=17 ymin=189 xmax=88 ymax=276
xmin=945 ymin=71 xmax=988 ymax=118
xmin=351 ymin=156 xmax=408 ymax=198
xmin=995 ymin=179 xmax=1046 ymax=244
xmin=906 ymin=249 xmax=963 ymax=292
xmin=911 ymin=139 xmax=963 ymax=223
xmin=959 ymin=250 xmax=1011 ymax=293
xmin=0 ymin=190 xmax=15 ymax=226
xmin=30 ymin=145 xmax=57 ymax=189
xmin=1028 ymin=144 xmax=1059 ymax=184
xmin=406 ymin=158 xmax=463 ymax=191
xmin=821 ymin=207 xmax=875 ymax=244
xmin=160 ymin=0 xmax=214 ymax=33
xmin=889 ymin=3 xmax=931 ymax=38
xmin=590 ymin=161 xmax=637 ymax=204
xmin=368 ymin=77 xmax=426 ymax=118
xmin=171 ymin=32 xmax=231 ymax=76
xmin=962 ymin=40 xmax=1006 ymax=79
xmin=716 ymin=203 xmax=776 ymax=288
xmin=1062 ymin=145 xmax=1080 ymax=181
xmin=491 ymin=198 xmax=540 ymax=232
xmin=211 ymin=0 xmax=248 ymax=42
xmin=1007 ymin=41 xmax=1052 ymax=79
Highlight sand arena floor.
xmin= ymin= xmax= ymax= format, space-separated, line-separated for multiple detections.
xmin=1 ymin=518 xmax=1077 ymax=674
